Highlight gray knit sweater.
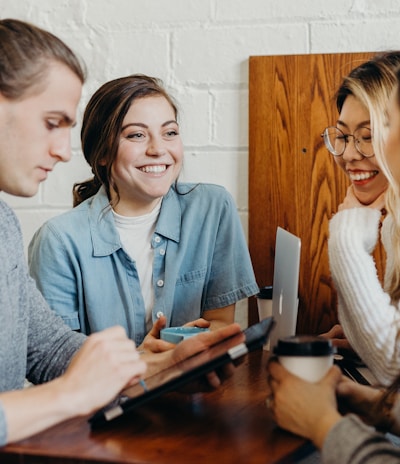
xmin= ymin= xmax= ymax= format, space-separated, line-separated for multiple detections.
xmin=0 ymin=200 xmax=85 ymax=445
xmin=323 ymin=415 xmax=400 ymax=463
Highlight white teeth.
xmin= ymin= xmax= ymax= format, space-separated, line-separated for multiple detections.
xmin=139 ymin=165 xmax=167 ymax=173
xmin=349 ymin=171 xmax=377 ymax=181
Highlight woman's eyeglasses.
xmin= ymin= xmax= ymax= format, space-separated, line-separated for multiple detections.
xmin=321 ymin=126 xmax=374 ymax=158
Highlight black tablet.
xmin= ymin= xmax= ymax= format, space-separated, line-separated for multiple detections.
xmin=89 ymin=317 xmax=275 ymax=429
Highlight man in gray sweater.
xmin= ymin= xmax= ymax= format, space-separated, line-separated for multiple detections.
xmin=0 ymin=18 xmax=241 ymax=447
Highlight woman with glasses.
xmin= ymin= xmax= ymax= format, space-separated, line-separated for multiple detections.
xmin=266 ymin=58 xmax=400 ymax=464
xmin=319 ymin=52 xmax=400 ymax=386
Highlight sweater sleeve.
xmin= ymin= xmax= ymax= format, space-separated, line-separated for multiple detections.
xmin=26 ymin=275 xmax=86 ymax=384
xmin=328 ymin=208 xmax=400 ymax=385
xmin=322 ymin=414 xmax=400 ymax=464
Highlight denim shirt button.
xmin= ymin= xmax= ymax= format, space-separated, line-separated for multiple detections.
xmin=154 ymin=236 xmax=161 ymax=244
xmin=159 ymin=249 xmax=165 ymax=256
xmin=157 ymin=279 xmax=164 ymax=287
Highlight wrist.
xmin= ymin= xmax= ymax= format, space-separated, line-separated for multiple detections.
xmin=311 ymin=411 xmax=343 ymax=450
xmin=375 ymin=390 xmax=398 ymax=433
xmin=35 ymin=377 xmax=87 ymax=421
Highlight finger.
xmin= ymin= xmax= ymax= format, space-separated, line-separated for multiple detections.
xmin=196 ymin=322 xmax=242 ymax=345
xmin=321 ymin=365 xmax=342 ymax=387
xmin=124 ymin=361 xmax=148 ymax=387
xmin=205 ymin=371 xmax=221 ymax=389
xmin=268 ymin=378 xmax=279 ymax=394
xmin=319 ymin=324 xmax=344 ymax=339
xmin=183 ymin=318 xmax=210 ymax=328
xmin=147 ymin=316 xmax=167 ymax=337
xmin=331 ymin=338 xmax=351 ymax=350
xmin=90 ymin=325 xmax=128 ymax=341
xmin=144 ymin=338 xmax=176 ymax=353
xmin=267 ymin=357 xmax=286 ymax=382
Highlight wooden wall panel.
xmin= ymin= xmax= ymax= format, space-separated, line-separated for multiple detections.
xmin=248 ymin=52 xmax=386 ymax=334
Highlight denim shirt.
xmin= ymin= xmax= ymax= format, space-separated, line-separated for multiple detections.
xmin=29 ymin=183 xmax=259 ymax=346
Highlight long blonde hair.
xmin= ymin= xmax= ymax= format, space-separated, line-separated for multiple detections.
xmin=374 ymin=67 xmax=400 ymax=302
xmin=336 ymin=52 xmax=400 ymax=302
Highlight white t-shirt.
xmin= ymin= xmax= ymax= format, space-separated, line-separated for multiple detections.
xmin=113 ymin=201 xmax=161 ymax=330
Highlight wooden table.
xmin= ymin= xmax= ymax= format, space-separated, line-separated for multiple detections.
xmin=0 ymin=350 xmax=314 ymax=464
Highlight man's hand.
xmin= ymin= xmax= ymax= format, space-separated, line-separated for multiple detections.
xmin=61 ymin=326 xmax=147 ymax=416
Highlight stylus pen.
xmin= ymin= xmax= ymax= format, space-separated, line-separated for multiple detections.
xmin=139 ymin=379 xmax=149 ymax=392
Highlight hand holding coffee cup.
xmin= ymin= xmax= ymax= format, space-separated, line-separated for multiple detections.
xmin=273 ymin=335 xmax=336 ymax=383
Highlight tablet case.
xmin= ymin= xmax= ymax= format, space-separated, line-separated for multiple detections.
xmin=89 ymin=316 xmax=275 ymax=429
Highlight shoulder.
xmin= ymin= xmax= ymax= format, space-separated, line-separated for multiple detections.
xmin=32 ymin=198 xmax=95 ymax=243
xmin=329 ymin=207 xmax=381 ymax=255
xmin=164 ymin=183 xmax=238 ymax=227
xmin=45 ymin=194 xmax=98 ymax=227
xmin=0 ymin=200 xmax=25 ymax=268
xmin=0 ymin=199 xmax=22 ymax=238
xmin=172 ymin=182 xmax=233 ymax=204
xmin=0 ymin=199 xmax=19 ymax=223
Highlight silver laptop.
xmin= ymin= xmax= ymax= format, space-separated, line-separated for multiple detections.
xmin=269 ymin=227 xmax=301 ymax=350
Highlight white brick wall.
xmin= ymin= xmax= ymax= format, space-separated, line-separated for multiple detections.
xmin=1 ymin=0 xmax=400 ymax=327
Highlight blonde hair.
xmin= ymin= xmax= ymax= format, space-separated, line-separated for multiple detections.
xmin=379 ymin=73 xmax=400 ymax=302
xmin=336 ymin=52 xmax=400 ymax=302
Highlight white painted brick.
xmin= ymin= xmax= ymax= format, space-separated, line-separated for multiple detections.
xmin=216 ymin=0 xmax=400 ymax=20
xmin=84 ymin=0 xmax=212 ymax=26
xmin=70 ymin=29 xmax=170 ymax=84
xmin=0 ymin=1 xmax=84 ymax=27
xmin=180 ymin=151 xmax=248 ymax=209
xmin=311 ymin=19 xmax=400 ymax=53
xmin=173 ymin=88 xmax=211 ymax=146
xmin=173 ymin=25 xmax=308 ymax=84
xmin=213 ymin=89 xmax=248 ymax=147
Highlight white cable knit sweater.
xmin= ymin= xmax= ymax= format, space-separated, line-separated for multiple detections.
xmin=329 ymin=207 xmax=400 ymax=386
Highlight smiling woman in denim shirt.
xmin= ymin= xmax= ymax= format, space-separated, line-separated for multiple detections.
xmin=28 ymin=74 xmax=259 ymax=352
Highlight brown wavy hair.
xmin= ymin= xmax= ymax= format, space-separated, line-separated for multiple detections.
xmin=73 ymin=74 xmax=178 ymax=207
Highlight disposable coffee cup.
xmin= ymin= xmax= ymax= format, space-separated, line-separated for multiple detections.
xmin=273 ymin=335 xmax=336 ymax=383
xmin=256 ymin=286 xmax=273 ymax=350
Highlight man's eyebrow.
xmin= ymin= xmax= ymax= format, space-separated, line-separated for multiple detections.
xmin=47 ymin=111 xmax=76 ymax=126
xmin=121 ymin=120 xmax=178 ymax=131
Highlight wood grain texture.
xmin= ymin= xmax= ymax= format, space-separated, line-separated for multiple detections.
xmin=248 ymin=52 xmax=386 ymax=334
xmin=0 ymin=351 xmax=313 ymax=464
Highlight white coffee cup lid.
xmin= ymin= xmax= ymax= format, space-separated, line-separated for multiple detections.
xmin=273 ymin=335 xmax=335 ymax=356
